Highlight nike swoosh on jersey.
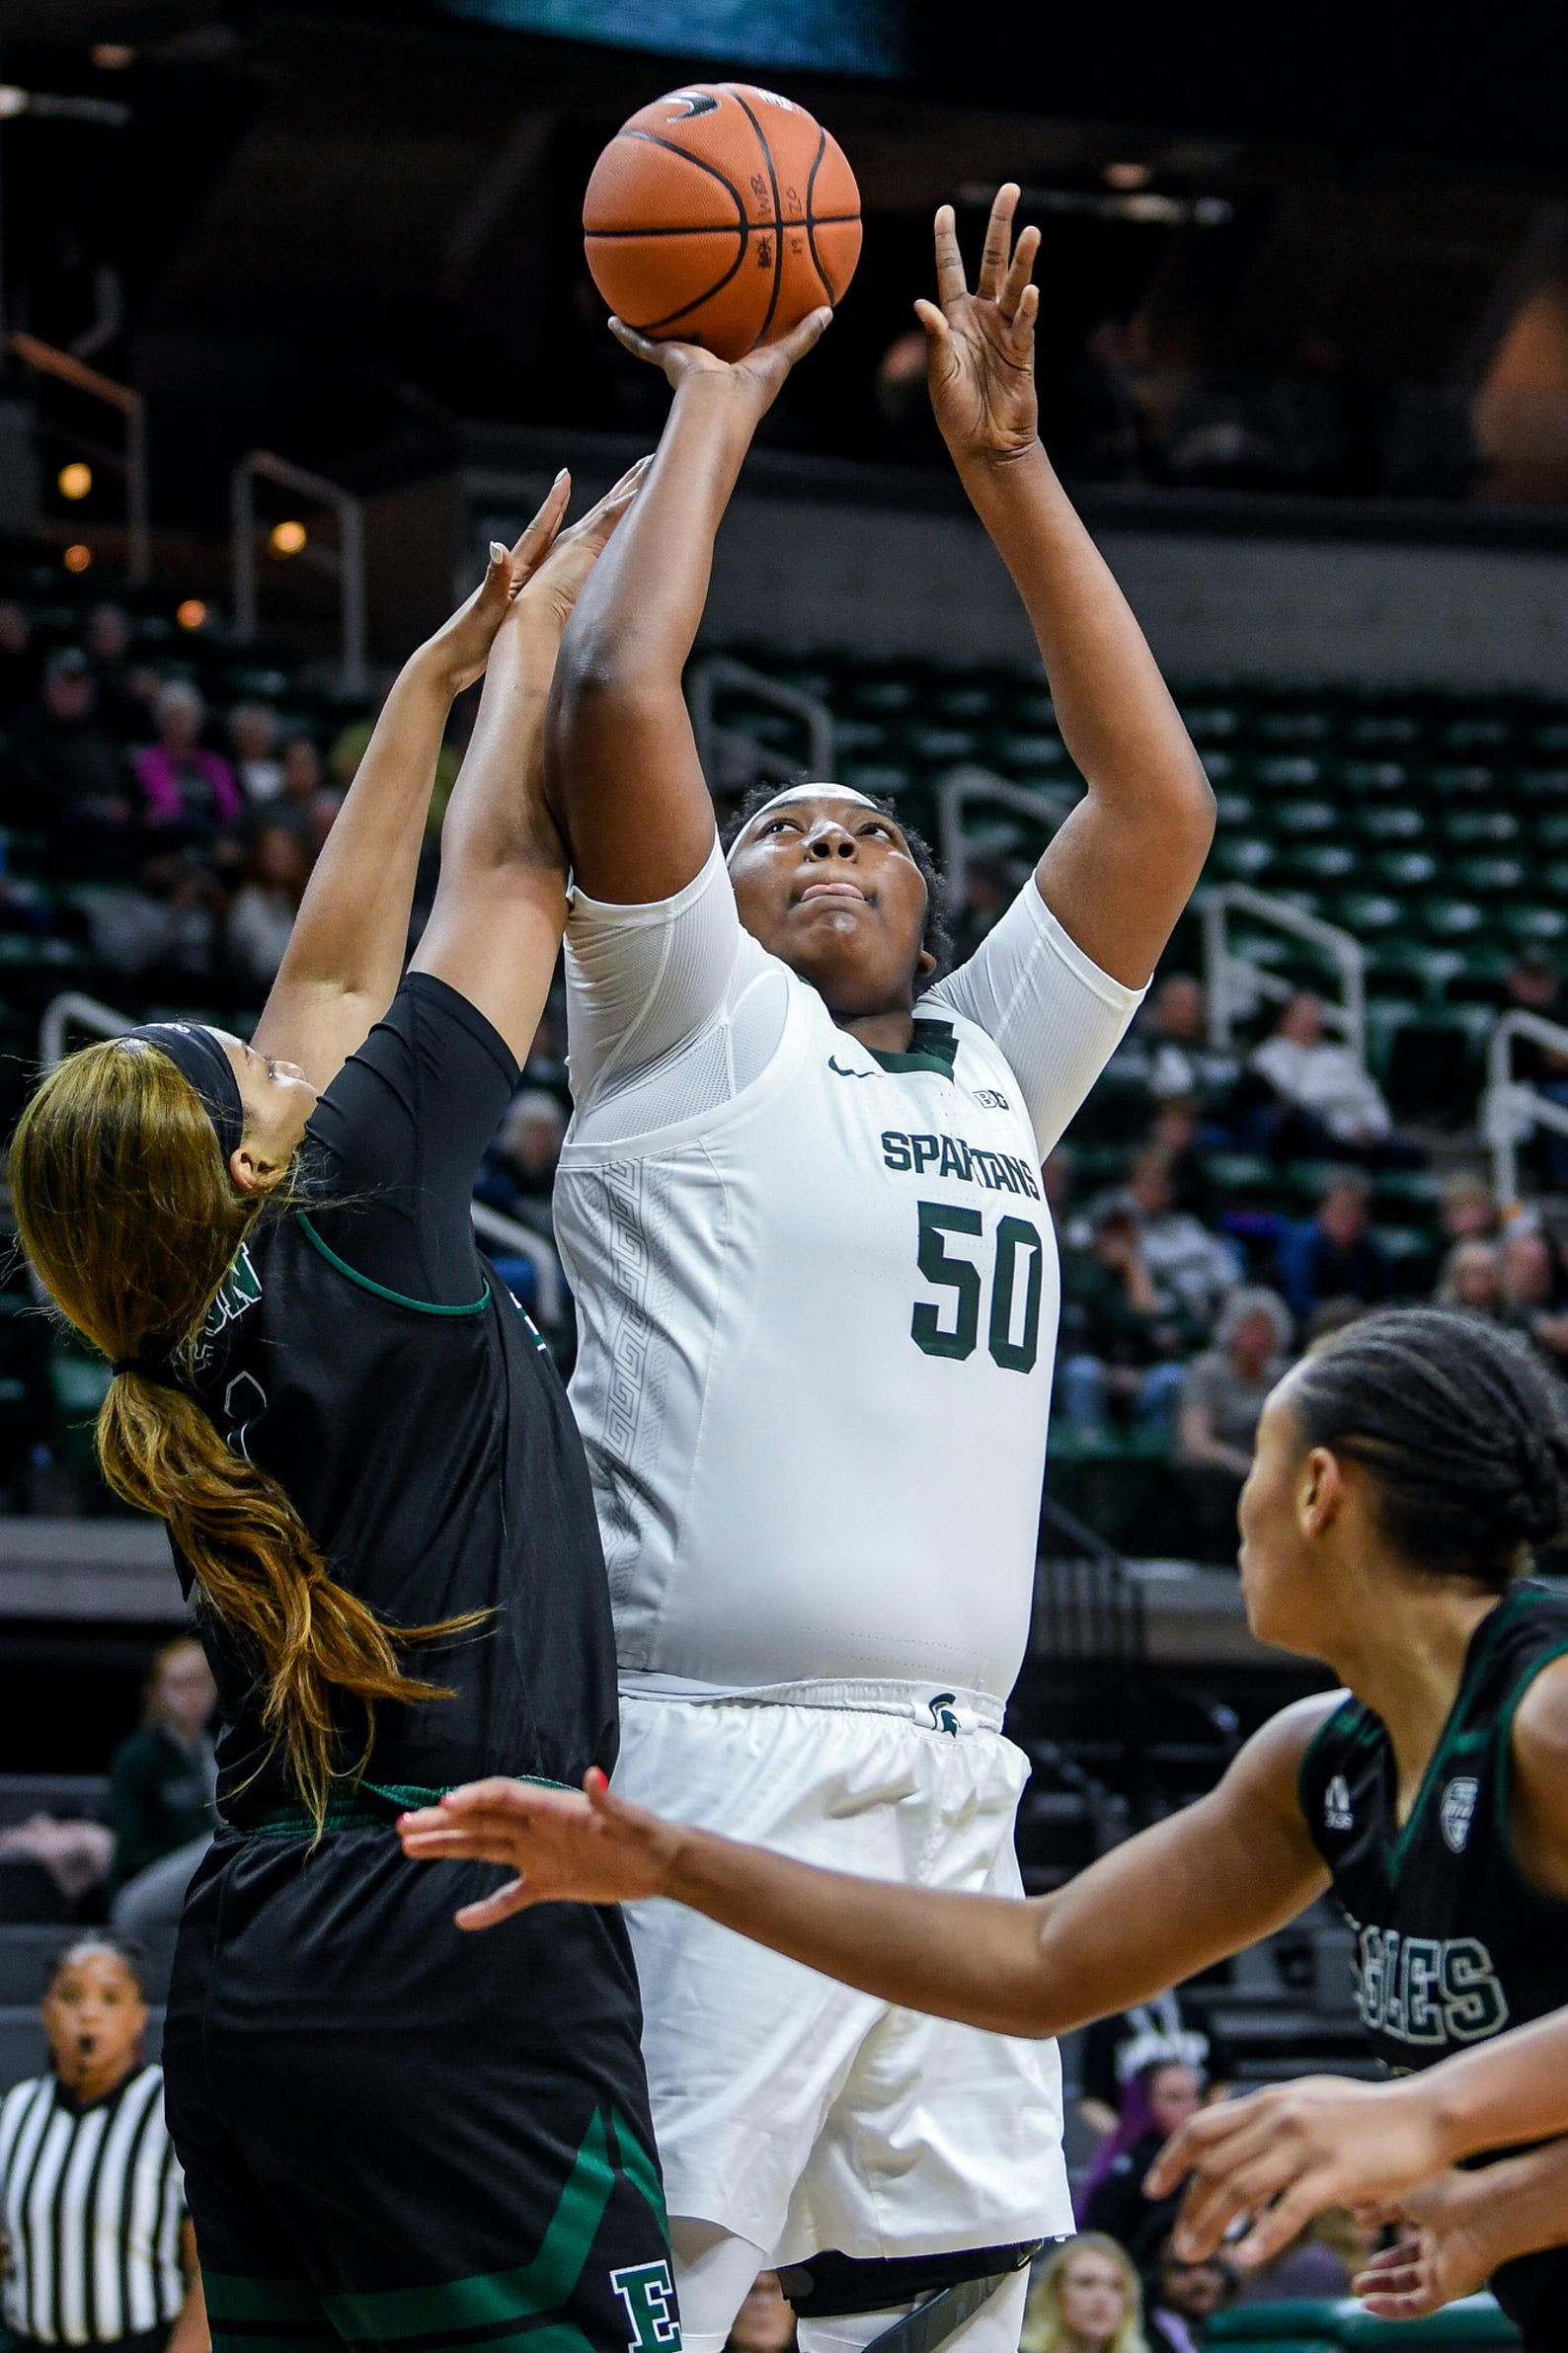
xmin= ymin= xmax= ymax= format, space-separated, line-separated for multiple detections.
xmin=827 ymin=1057 xmax=877 ymax=1078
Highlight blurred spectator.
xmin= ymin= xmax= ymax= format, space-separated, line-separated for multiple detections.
xmin=1080 ymin=2062 xmax=1204 ymax=2248
xmin=107 ymin=1637 xmax=217 ymax=1995
xmin=1277 ymin=1171 xmax=1390 ymax=1323
xmin=726 ymin=2273 xmax=796 ymax=2353
xmin=0 ymin=1935 xmax=207 ymax=2353
xmin=478 ymin=1089 xmax=567 ymax=1238
xmin=274 ymin=734 xmax=327 ymax=842
xmin=1021 ymin=2235 xmax=1148 ymax=2353
xmin=1119 ymin=977 xmax=1237 ymax=1114
xmin=87 ymin=848 xmax=224 ymax=987
xmin=953 ymin=853 xmax=1017 ymax=959
xmin=134 ymin=681 xmax=243 ymax=841
xmin=1145 ymin=1099 xmax=1215 ymax=1222
xmin=1440 ymin=1170 xmax=1501 ymax=1244
xmin=1141 ymin=2236 xmax=1233 ymax=2353
xmin=1232 ymin=2210 xmax=1363 ymax=2306
xmin=1436 ymin=1237 xmax=1503 ymax=1319
xmin=0 ymin=599 xmax=38 ymax=720
xmin=1501 ymin=1225 xmax=1568 ymax=1376
xmin=230 ymin=702 xmax=285 ymax=806
xmin=85 ymin=601 xmax=154 ymax=739
xmin=1058 ymin=1205 xmax=1194 ymax=1437
xmin=1079 ymin=1993 xmax=1217 ymax=2142
xmin=1177 ymin=1288 xmax=1293 ymax=1563
xmin=1502 ymin=949 xmax=1568 ymax=1188
xmin=227 ymin=824 xmax=309 ymax=993
xmin=1122 ymin=1147 xmax=1240 ymax=1330
xmin=0 ymin=1814 xmax=112 ymax=1905
xmin=1247 ymin=993 xmax=1392 ymax=1152
xmin=5 ymin=649 xmax=135 ymax=861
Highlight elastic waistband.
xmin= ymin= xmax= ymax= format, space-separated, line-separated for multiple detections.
xmin=618 ymin=1678 xmax=1006 ymax=1734
xmin=236 ymin=1773 xmax=576 ymax=1841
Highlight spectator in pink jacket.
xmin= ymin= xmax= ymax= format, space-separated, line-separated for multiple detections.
xmin=133 ymin=680 xmax=243 ymax=839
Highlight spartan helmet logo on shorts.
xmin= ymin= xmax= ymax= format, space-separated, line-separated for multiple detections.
xmin=1442 ymin=1775 xmax=1481 ymax=1854
xmin=927 ymin=1692 xmax=960 ymax=1736
xmin=1324 ymin=1773 xmax=1354 ymax=1832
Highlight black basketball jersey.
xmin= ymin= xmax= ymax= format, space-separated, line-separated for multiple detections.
xmin=1300 ymin=1580 xmax=1568 ymax=2345
xmin=175 ymin=973 xmax=618 ymax=1823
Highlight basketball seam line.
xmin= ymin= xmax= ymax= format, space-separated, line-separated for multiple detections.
xmin=729 ymin=85 xmax=785 ymax=353
xmin=607 ymin=129 xmax=753 ymax=334
xmin=586 ymin=216 xmax=858 ymax=241
xmin=804 ymin=122 xmax=832 ymax=302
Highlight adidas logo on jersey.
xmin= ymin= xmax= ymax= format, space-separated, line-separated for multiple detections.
xmin=1442 ymin=1775 xmax=1480 ymax=1854
xmin=1324 ymin=1773 xmax=1354 ymax=1832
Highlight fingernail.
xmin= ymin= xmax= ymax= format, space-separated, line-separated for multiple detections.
xmin=490 ymin=542 xmax=506 ymax=563
xmin=554 ymin=468 xmax=568 ymax=485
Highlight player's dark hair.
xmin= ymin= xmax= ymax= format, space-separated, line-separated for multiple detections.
xmin=723 ymin=784 xmax=954 ymax=977
xmin=1289 ymin=1306 xmax=1568 ymax=1591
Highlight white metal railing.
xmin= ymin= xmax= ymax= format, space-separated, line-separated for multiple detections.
xmin=1202 ymin=883 xmax=1367 ymax=1066
xmin=232 ymin=451 xmax=367 ymax=693
xmin=39 ymin=993 xmax=560 ymax=1322
xmin=8 ymin=333 xmax=149 ymax=584
xmin=937 ymin=766 xmax=1073 ymax=907
xmin=689 ymin=656 xmax=834 ymax=795
xmin=1483 ymin=1009 xmax=1568 ymax=1209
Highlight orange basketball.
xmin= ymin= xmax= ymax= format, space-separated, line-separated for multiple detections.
xmin=583 ymin=83 xmax=861 ymax=362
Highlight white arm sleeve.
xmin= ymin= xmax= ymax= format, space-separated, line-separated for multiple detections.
xmin=924 ymin=879 xmax=1146 ymax=1156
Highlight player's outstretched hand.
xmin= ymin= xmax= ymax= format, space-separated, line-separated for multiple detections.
xmin=607 ymin=306 xmax=832 ymax=418
xmin=398 ymin=1767 xmax=680 ymax=1930
xmin=1352 ymin=2169 xmax=1502 ymax=2319
xmin=916 ymin=182 xmax=1040 ymax=468
xmin=514 ymin=456 xmax=651 ymax=635
xmin=420 ymin=470 xmax=574 ymax=693
xmin=1146 ymin=2074 xmax=1451 ymax=2269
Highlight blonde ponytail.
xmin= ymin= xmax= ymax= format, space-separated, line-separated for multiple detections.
xmin=11 ymin=1040 xmax=484 ymax=1829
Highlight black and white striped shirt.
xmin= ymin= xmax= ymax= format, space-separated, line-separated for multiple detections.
xmin=0 ymin=2067 xmax=186 ymax=2345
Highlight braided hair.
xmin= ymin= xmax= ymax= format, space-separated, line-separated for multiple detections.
xmin=722 ymin=783 xmax=954 ymax=978
xmin=1289 ymin=1306 xmax=1568 ymax=1591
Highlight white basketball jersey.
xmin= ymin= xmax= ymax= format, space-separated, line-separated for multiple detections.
xmin=555 ymin=844 xmax=1141 ymax=1699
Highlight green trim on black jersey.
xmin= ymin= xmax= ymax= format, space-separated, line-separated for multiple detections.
xmin=868 ymin=1018 xmax=960 ymax=1080
xmin=1384 ymin=1594 xmax=1517 ymax=1881
xmin=297 ymin=1214 xmax=491 ymax=1317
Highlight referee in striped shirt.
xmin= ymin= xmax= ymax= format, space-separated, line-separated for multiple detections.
xmin=0 ymin=1937 xmax=205 ymax=2353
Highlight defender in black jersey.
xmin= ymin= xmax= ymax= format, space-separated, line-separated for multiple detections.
xmin=11 ymin=474 xmax=673 ymax=2353
xmin=399 ymin=1307 xmax=1568 ymax=2345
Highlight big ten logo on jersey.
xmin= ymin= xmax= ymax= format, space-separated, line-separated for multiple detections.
xmin=1352 ymin=1922 xmax=1509 ymax=2048
xmin=193 ymin=1243 xmax=263 ymax=1371
xmin=610 ymin=2261 xmax=680 ymax=2353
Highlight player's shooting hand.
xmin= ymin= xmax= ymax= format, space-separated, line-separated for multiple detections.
xmin=1352 ymin=2168 xmax=1502 ymax=2319
xmin=419 ymin=470 xmax=575 ymax=693
xmin=608 ymin=306 xmax=832 ymax=418
xmin=1148 ymin=2075 xmax=1451 ymax=2270
xmin=398 ymin=1767 xmax=680 ymax=1930
xmin=916 ymin=183 xmax=1040 ymax=468
xmin=514 ymin=456 xmax=651 ymax=634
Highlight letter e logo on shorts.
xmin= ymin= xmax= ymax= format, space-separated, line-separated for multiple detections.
xmin=611 ymin=2261 xmax=680 ymax=2352
xmin=1441 ymin=1776 xmax=1480 ymax=1854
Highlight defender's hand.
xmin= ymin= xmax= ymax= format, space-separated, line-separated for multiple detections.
xmin=608 ymin=306 xmax=832 ymax=419
xmin=399 ymin=1767 xmax=682 ymax=1930
xmin=421 ymin=472 xmax=574 ymax=693
xmin=513 ymin=457 xmax=650 ymax=635
xmin=916 ymin=183 xmax=1040 ymax=467
xmin=1353 ymin=2169 xmax=1505 ymax=2319
xmin=1149 ymin=2075 xmax=1452 ymax=2269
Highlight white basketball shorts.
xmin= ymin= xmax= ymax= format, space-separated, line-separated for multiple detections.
xmin=613 ymin=1683 xmax=1074 ymax=2266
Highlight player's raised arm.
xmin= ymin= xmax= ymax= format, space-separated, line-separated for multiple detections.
xmin=545 ymin=308 xmax=829 ymax=904
xmin=918 ymin=186 xmax=1214 ymax=989
xmin=400 ymin=1696 xmax=1329 ymax=2037
xmin=252 ymin=476 xmax=573 ymax=1090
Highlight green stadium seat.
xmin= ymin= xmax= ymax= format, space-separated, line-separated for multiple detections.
xmin=1256 ymin=756 xmax=1324 ymax=789
xmin=1532 ymin=811 xmax=1568 ymax=850
xmin=1450 ymin=855 xmax=1526 ymax=896
xmin=1371 ymin=849 xmax=1439 ymax=888
xmin=1424 ymin=762 xmax=1497 ymax=799
xmin=1355 ymin=805 xmax=1424 ymax=843
xmin=1437 ymin=715 xmax=1513 ymax=753
xmin=1256 ymin=710 xmax=1332 ymax=744
xmin=1500 ymin=904 xmax=1568 ymax=945
xmin=1209 ymin=837 xmax=1275 ymax=881
xmin=1340 ymin=759 xmax=1411 ymax=798
xmin=1213 ymin=790 xmax=1257 ymax=826
xmin=1332 ymin=892 xmax=1402 ymax=934
xmin=1421 ymin=898 xmax=1487 ymax=939
xmin=903 ymin=725 xmax=979 ymax=761
xmin=1516 ymin=765 xmax=1568 ymax=802
xmin=1273 ymin=800 xmax=1337 ymax=836
xmin=1346 ymin=713 xmax=1421 ymax=749
xmin=1294 ymin=842 xmax=1359 ymax=883
xmin=1441 ymin=809 xmax=1520 ymax=846
xmin=991 ymin=732 xmax=1065 ymax=771
xmin=1371 ymin=943 xmax=1468 ymax=1001
xmin=1180 ymin=705 xmax=1244 ymax=743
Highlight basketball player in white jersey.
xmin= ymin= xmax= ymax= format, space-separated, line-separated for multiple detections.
xmin=543 ymin=187 xmax=1215 ymax=2353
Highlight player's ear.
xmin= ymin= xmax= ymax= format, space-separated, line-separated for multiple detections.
xmin=1300 ymin=1445 xmax=1344 ymax=1539
xmin=915 ymin=947 xmax=937 ymax=981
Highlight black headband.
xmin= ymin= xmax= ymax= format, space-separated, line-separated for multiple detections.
xmin=121 ymin=1022 xmax=245 ymax=1162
